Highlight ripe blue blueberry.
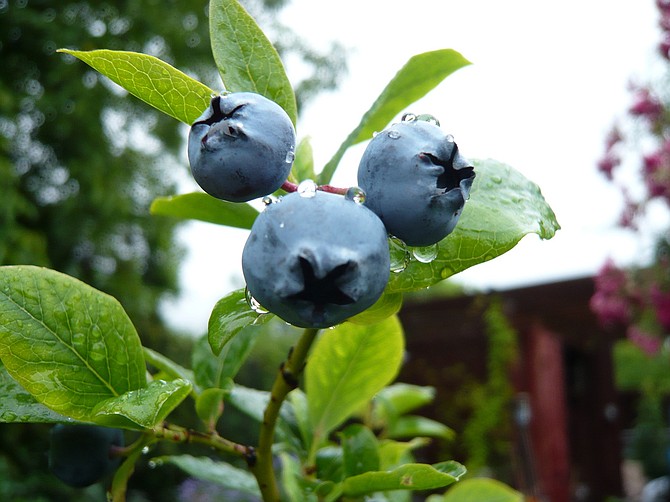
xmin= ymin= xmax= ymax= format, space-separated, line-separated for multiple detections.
xmin=357 ymin=118 xmax=475 ymax=247
xmin=188 ymin=92 xmax=296 ymax=202
xmin=49 ymin=424 xmax=124 ymax=488
xmin=242 ymin=190 xmax=390 ymax=328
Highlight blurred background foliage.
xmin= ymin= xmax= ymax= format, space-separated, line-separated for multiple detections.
xmin=0 ymin=0 xmax=346 ymax=499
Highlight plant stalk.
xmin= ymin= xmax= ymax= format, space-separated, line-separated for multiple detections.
xmin=251 ymin=327 xmax=320 ymax=501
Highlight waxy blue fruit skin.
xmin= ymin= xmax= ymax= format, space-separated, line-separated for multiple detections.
xmin=357 ymin=120 xmax=475 ymax=247
xmin=49 ymin=424 xmax=124 ymax=488
xmin=188 ymin=92 xmax=296 ymax=202
xmin=242 ymin=191 xmax=391 ymax=328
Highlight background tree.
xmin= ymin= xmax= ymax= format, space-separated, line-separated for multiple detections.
xmin=0 ymin=1 xmax=346 ymax=499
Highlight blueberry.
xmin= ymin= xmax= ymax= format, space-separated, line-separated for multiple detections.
xmin=242 ymin=190 xmax=390 ymax=328
xmin=188 ymin=92 xmax=296 ymax=202
xmin=357 ymin=119 xmax=475 ymax=247
xmin=49 ymin=424 xmax=124 ymax=488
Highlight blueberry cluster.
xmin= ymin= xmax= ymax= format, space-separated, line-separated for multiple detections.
xmin=188 ymin=94 xmax=475 ymax=328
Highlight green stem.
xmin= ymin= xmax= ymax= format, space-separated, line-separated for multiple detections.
xmin=153 ymin=422 xmax=252 ymax=458
xmin=251 ymin=327 xmax=320 ymax=501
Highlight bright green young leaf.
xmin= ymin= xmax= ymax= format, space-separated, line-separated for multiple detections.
xmin=387 ymin=416 xmax=455 ymax=441
xmin=342 ymin=461 xmax=466 ymax=497
xmin=341 ymin=424 xmax=381 ymax=477
xmin=193 ymin=328 xmax=257 ymax=389
xmin=376 ymin=384 xmax=436 ymax=418
xmin=378 ymin=438 xmax=430 ymax=470
xmin=0 ymin=266 xmax=146 ymax=421
xmin=0 ymin=363 xmax=69 ymax=423
xmin=347 ymin=291 xmax=403 ymax=326
xmin=441 ymin=478 xmax=523 ymax=502
xmin=155 ymin=455 xmax=261 ymax=496
xmin=307 ymin=316 xmax=404 ymax=445
xmin=209 ymin=0 xmax=297 ymax=125
xmin=92 ymin=378 xmax=192 ymax=430
xmin=388 ymin=159 xmax=560 ymax=292
xmin=58 ymin=49 xmax=214 ymax=125
xmin=150 ymin=193 xmax=259 ymax=229
xmin=208 ymin=288 xmax=273 ymax=355
xmin=290 ymin=136 xmax=316 ymax=183
xmin=318 ymin=49 xmax=470 ymax=184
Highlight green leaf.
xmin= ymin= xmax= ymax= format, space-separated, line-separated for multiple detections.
xmin=209 ymin=0 xmax=297 ymax=125
xmin=318 ymin=49 xmax=470 ymax=184
xmin=378 ymin=438 xmax=430 ymax=470
xmin=342 ymin=461 xmax=466 ymax=497
xmin=387 ymin=416 xmax=455 ymax=441
xmin=376 ymin=384 xmax=436 ymax=417
xmin=0 ymin=266 xmax=146 ymax=421
xmin=347 ymin=291 xmax=403 ymax=326
xmin=194 ymin=328 xmax=258 ymax=389
xmin=150 ymin=192 xmax=259 ymax=229
xmin=387 ymin=159 xmax=560 ymax=292
xmin=58 ymin=49 xmax=214 ymax=125
xmin=92 ymin=378 xmax=192 ymax=430
xmin=290 ymin=136 xmax=316 ymax=183
xmin=0 ymin=363 xmax=68 ymax=423
xmin=307 ymin=316 xmax=404 ymax=444
xmin=441 ymin=478 xmax=524 ymax=502
xmin=208 ymin=288 xmax=273 ymax=355
xmin=143 ymin=347 xmax=195 ymax=387
xmin=156 ymin=455 xmax=260 ymax=496
xmin=341 ymin=424 xmax=380 ymax=477
xmin=280 ymin=452 xmax=321 ymax=502
xmin=195 ymin=387 xmax=229 ymax=428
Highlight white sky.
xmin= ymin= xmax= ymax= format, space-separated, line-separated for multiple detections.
xmin=161 ymin=0 xmax=665 ymax=334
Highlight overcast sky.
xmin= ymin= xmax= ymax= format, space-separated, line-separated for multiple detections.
xmin=161 ymin=0 xmax=664 ymax=334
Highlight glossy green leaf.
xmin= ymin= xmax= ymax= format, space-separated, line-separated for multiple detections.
xmin=0 ymin=266 xmax=146 ymax=421
xmin=194 ymin=328 xmax=257 ymax=389
xmin=58 ymin=49 xmax=214 ymax=125
xmin=208 ymin=288 xmax=273 ymax=355
xmin=92 ymin=378 xmax=192 ymax=430
xmin=388 ymin=159 xmax=560 ymax=292
xmin=143 ymin=347 xmax=195 ymax=387
xmin=376 ymin=384 xmax=436 ymax=417
xmin=290 ymin=136 xmax=316 ymax=183
xmin=341 ymin=424 xmax=380 ymax=477
xmin=342 ymin=460 xmax=466 ymax=497
xmin=0 ymin=363 xmax=68 ymax=423
xmin=150 ymin=192 xmax=259 ymax=229
xmin=307 ymin=316 xmax=404 ymax=445
xmin=378 ymin=438 xmax=430 ymax=470
xmin=319 ymin=49 xmax=470 ymax=184
xmin=387 ymin=416 xmax=455 ymax=441
xmin=156 ymin=455 xmax=260 ymax=496
xmin=209 ymin=0 xmax=297 ymax=124
xmin=195 ymin=387 xmax=230 ymax=429
xmin=441 ymin=478 xmax=523 ymax=502
xmin=347 ymin=291 xmax=403 ymax=325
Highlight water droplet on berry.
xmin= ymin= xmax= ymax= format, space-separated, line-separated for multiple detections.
xmin=411 ymin=244 xmax=439 ymax=263
xmin=345 ymin=186 xmax=366 ymax=204
xmin=372 ymin=131 xmax=380 ymax=137
xmin=262 ymin=195 xmax=278 ymax=207
xmin=445 ymin=134 xmax=455 ymax=143
xmin=401 ymin=113 xmax=417 ymax=123
xmin=389 ymin=236 xmax=410 ymax=273
xmin=285 ymin=148 xmax=295 ymax=164
xmin=245 ymin=287 xmax=269 ymax=314
xmin=297 ymin=179 xmax=317 ymax=198
xmin=417 ymin=114 xmax=440 ymax=126
xmin=387 ymin=130 xmax=401 ymax=139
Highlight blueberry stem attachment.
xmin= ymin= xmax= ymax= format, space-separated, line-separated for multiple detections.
xmin=281 ymin=180 xmax=347 ymax=195
xmin=250 ymin=327 xmax=320 ymax=502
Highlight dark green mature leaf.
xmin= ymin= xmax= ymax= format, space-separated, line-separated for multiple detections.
xmin=307 ymin=316 xmax=404 ymax=445
xmin=0 ymin=266 xmax=146 ymax=421
xmin=155 ymin=455 xmax=261 ymax=496
xmin=341 ymin=424 xmax=380 ymax=477
xmin=440 ymin=478 xmax=523 ymax=502
xmin=92 ymin=378 xmax=192 ymax=430
xmin=209 ymin=0 xmax=297 ymax=125
xmin=388 ymin=159 xmax=561 ymax=292
xmin=150 ymin=193 xmax=259 ymax=229
xmin=342 ymin=461 xmax=466 ymax=497
xmin=58 ymin=49 xmax=214 ymax=125
xmin=0 ymin=363 xmax=68 ymax=423
xmin=208 ymin=288 xmax=273 ymax=355
xmin=318 ymin=49 xmax=470 ymax=184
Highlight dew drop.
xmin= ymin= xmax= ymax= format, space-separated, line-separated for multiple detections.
xmin=141 ymin=446 xmax=150 ymax=455
xmin=389 ymin=236 xmax=410 ymax=273
xmin=262 ymin=195 xmax=278 ymax=207
xmin=401 ymin=112 xmax=417 ymax=123
xmin=297 ymin=179 xmax=317 ymax=198
xmin=490 ymin=175 xmax=503 ymax=184
xmin=345 ymin=186 xmax=366 ymax=204
xmin=440 ymin=267 xmax=452 ymax=279
xmin=245 ymin=287 xmax=269 ymax=314
xmin=147 ymin=460 xmax=157 ymax=469
xmin=285 ymin=148 xmax=295 ymax=164
xmin=411 ymin=244 xmax=439 ymax=263
xmin=387 ymin=130 xmax=401 ymax=140
xmin=417 ymin=114 xmax=440 ymax=126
